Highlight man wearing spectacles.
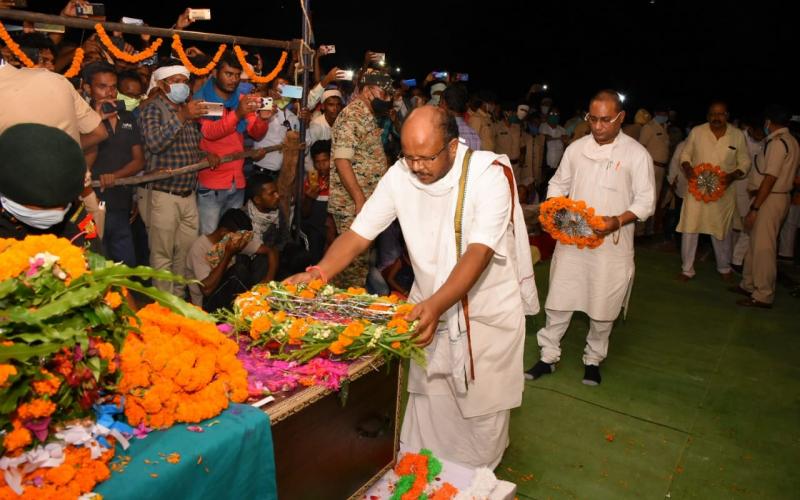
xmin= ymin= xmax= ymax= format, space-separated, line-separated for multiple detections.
xmin=527 ymin=90 xmax=656 ymax=386
xmin=676 ymin=101 xmax=751 ymax=282
xmin=288 ymin=106 xmax=538 ymax=469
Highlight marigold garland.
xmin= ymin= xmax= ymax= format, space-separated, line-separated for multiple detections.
xmin=119 ymin=303 xmax=248 ymax=429
xmin=538 ymin=196 xmax=606 ymax=249
xmin=390 ymin=449 xmax=456 ymax=500
xmin=0 ymin=442 xmax=114 ymax=499
xmin=0 ymin=20 xmax=35 ymax=67
xmin=233 ymin=45 xmax=287 ymax=84
xmin=62 ymin=48 xmax=84 ymax=78
xmin=94 ymin=23 xmax=163 ymax=63
xmin=172 ymin=34 xmax=227 ymax=75
xmin=688 ymin=163 xmax=727 ymax=203
xmin=0 ymin=235 xmax=87 ymax=282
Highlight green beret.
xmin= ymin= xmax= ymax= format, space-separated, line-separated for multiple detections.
xmin=0 ymin=123 xmax=85 ymax=207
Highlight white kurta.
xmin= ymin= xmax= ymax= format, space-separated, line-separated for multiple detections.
xmin=545 ymin=133 xmax=656 ymax=321
xmin=351 ymin=143 xmax=532 ymax=416
xmin=676 ymin=123 xmax=751 ymax=239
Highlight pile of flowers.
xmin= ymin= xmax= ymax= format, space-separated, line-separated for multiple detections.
xmin=688 ymin=163 xmax=727 ymax=202
xmin=119 ymin=304 xmax=248 ymax=429
xmin=389 ymin=449 xmax=457 ymax=500
xmin=538 ymin=196 xmax=606 ymax=249
xmin=227 ymin=281 xmax=425 ymax=366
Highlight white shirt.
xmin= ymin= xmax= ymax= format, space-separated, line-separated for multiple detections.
xmin=667 ymin=140 xmax=688 ymax=199
xmin=304 ymin=113 xmax=334 ymax=172
xmin=539 ymin=123 xmax=567 ymax=168
xmin=253 ymin=107 xmax=300 ymax=171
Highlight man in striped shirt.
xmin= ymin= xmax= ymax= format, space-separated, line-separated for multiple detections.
xmin=440 ymin=84 xmax=481 ymax=151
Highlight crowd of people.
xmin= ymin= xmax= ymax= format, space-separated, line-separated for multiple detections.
xmin=2 ymin=1 xmax=799 ymax=472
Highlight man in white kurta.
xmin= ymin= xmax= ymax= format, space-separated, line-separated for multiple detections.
xmin=291 ymin=107 xmax=539 ymax=469
xmin=676 ymin=102 xmax=751 ymax=279
xmin=526 ymin=90 xmax=655 ymax=386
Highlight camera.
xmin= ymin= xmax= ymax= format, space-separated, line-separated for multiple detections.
xmin=259 ymin=97 xmax=274 ymax=111
xmin=76 ymin=3 xmax=105 ymax=17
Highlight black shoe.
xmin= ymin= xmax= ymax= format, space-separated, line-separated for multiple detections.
xmin=524 ymin=360 xmax=555 ymax=380
xmin=582 ymin=365 xmax=601 ymax=386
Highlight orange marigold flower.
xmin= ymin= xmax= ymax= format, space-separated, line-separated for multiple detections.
xmin=342 ymin=320 xmax=365 ymax=338
xmin=0 ymin=363 xmax=17 ymax=386
xmin=255 ymin=285 xmax=271 ymax=296
xmin=388 ymin=318 xmax=410 ymax=334
xmin=2 ymin=424 xmax=31 ymax=452
xmin=17 ymin=398 xmax=57 ymax=420
xmin=308 ymin=279 xmax=324 ymax=291
xmin=368 ymin=303 xmax=391 ymax=311
xmin=394 ymin=303 xmax=414 ymax=317
xmin=250 ymin=315 xmax=273 ymax=340
xmin=328 ymin=340 xmax=346 ymax=355
xmin=347 ymin=287 xmax=367 ymax=295
xmin=299 ymin=289 xmax=316 ymax=299
xmin=32 ymin=369 xmax=61 ymax=396
xmin=104 ymin=291 xmax=123 ymax=309
xmin=338 ymin=335 xmax=354 ymax=347
xmin=96 ymin=342 xmax=116 ymax=360
xmin=273 ymin=311 xmax=287 ymax=323
xmin=391 ymin=341 xmax=402 ymax=349
xmin=284 ymin=284 xmax=298 ymax=294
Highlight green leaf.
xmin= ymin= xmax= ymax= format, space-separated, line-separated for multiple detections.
xmin=118 ymin=279 xmax=212 ymax=322
xmin=0 ymin=342 xmax=61 ymax=362
xmin=22 ymin=283 xmax=107 ymax=323
xmin=0 ymin=279 xmax=18 ymax=300
xmin=87 ymin=356 xmax=102 ymax=381
xmin=0 ymin=382 xmax=30 ymax=413
xmin=94 ymin=303 xmax=115 ymax=325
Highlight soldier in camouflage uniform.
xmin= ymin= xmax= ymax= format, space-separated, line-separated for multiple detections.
xmin=329 ymin=69 xmax=393 ymax=287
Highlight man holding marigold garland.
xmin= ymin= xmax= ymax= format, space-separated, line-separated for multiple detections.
xmin=526 ymin=90 xmax=655 ymax=386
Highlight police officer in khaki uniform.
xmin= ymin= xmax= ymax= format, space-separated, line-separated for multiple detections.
xmin=735 ymin=105 xmax=800 ymax=308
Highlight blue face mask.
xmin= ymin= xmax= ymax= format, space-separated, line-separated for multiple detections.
xmin=763 ymin=122 xmax=771 ymax=137
xmin=166 ymin=83 xmax=190 ymax=104
xmin=654 ymin=115 xmax=668 ymax=125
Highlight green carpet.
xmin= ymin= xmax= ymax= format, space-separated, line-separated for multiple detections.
xmin=498 ymin=245 xmax=800 ymax=499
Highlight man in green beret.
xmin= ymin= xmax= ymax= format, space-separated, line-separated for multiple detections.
xmin=0 ymin=123 xmax=97 ymax=245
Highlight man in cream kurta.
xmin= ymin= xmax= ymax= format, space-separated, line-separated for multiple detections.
xmin=290 ymin=107 xmax=538 ymax=469
xmin=676 ymin=102 xmax=751 ymax=279
xmin=527 ymin=90 xmax=655 ymax=386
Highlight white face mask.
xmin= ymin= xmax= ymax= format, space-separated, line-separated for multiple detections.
xmin=517 ymin=110 xmax=529 ymax=121
xmin=1 ymin=195 xmax=70 ymax=230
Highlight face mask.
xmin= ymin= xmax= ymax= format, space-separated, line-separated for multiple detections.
xmin=763 ymin=123 xmax=771 ymax=136
xmin=118 ymin=92 xmax=141 ymax=111
xmin=654 ymin=114 xmax=668 ymax=125
xmin=1 ymin=195 xmax=70 ymax=230
xmin=166 ymin=83 xmax=190 ymax=104
xmin=541 ymin=106 xmax=550 ymax=115
xmin=547 ymin=116 xmax=559 ymax=125
xmin=370 ymin=96 xmax=393 ymax=116
xmin=486 ymin=103 xmax=495 ymax=113
xmin=517 ymin=110 xmax=528 ymax=121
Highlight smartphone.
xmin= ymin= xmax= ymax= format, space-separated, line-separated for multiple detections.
xmin=259 ymin=97 xmax=274 ymax=111
xmin=319 ymin=45 xmax=336 ymax=55
xmin=336 ymin=70 xmax=354 ymax=81
xmin=455 ymin=73 xmax=469 ymax=82
xmin=76 ymin=3 xmax=105 ymax=17
xmin=280 ymin=85 xmax=303 ymax=99
xmin=199 ymin=101 xmax=224 ymax=117
xmin=401 ymin=79 xmax=417 ymax=87
xmin=101 ymin=100 xmax=125 ymax=114
xmin=432 ymin=71 xmax=448 ymax=80
xmin=187 ymin=8 xmax=211 ymax=21
xmin=121 ymin=17 xmax=144 ymax=25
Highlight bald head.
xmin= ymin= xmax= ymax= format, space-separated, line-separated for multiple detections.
xmin=590 ymin=89 xmax=624 ymax=114
xmin=400 ymin=106 xmax=460 ymax=184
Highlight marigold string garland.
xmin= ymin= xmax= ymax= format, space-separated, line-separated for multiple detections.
xmin=688 ymin=163 xmax=727 ymax=202
xmin=172 ymin=34 xmax=227 ymax=75
xmin=233 ymin=45 xmax=287 ymax=84
xmin=94 ymin=23 xmax=163 ymax=63
xmin=0 ymin=20 xmax=36 ymax=67
xmin=62 ymin=48 xmax=84 ymax=78
xmin=538 ymin=196 xmax=606 ymax=249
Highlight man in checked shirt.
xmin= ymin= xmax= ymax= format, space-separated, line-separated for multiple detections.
xmin=139 ymin=64 xmax=219 ymax=295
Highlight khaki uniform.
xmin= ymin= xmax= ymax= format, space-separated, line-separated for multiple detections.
xmin=741 ymin=128 xmax=800 ymax=303
xmin=570 ymin=120 xmax=591 ymax=144
xmin=639 ymin=119 xmax=671 ymax=198
xmin=468 ymin=108 xmax=496 ymax=152
xmin=330 ymin=98 xmax=388 ymax=287
xmin=495 ymin=121 xmax=533 ymax=185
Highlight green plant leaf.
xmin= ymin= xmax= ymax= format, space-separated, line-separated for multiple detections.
xmin=115 ymin=279 xmax=212 ymax=322
xmin=0 ymin=342 xmax=61 ymax=362
xmin=0 ymin=382 xmax=30 ymax=413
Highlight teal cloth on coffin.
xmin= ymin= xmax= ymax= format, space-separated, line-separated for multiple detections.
xmin=96 ymin=404 xmax=276 ymax=500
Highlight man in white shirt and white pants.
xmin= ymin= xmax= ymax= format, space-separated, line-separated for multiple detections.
xmin=526 ymin=90 xmax=656 ymax=386
xmin=288 ymin=106 xmax=539 ymax=469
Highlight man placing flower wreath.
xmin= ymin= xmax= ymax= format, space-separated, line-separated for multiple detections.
xmin=526 ymin=90 xmax=655 ymax=386
xmin=288 ymin=106 xmax=538 ymax=469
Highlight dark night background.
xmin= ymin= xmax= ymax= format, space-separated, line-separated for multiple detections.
xmin=22 ymin=0 xmax=797 ymax=124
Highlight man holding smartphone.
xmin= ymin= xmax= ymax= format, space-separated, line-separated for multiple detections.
xmin=82 ymin=62 xmax=143 ymax=266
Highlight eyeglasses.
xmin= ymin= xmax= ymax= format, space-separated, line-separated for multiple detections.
xmin=584 ymin=111 xmax=623 ymax=125
xmin=399 ymin=144 xmax=448 ymax=167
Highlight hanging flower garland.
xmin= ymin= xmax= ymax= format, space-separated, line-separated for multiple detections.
xmin=688 ymin=163 xmax=727 ymax=203
xmin=233 ymin=45 xmax=287 ymax=84
xmin=62 ymin=48 xmax=84 ymax=78
xmin=171 ymin=34 xmax=227 ymax=76
xmin=539 ymin=196 xmax=606 ymax=249
xmin=94 ymin=23 xmax=163 ymax=63
xmin=0 ymin=20 xmax=36 ymax=67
